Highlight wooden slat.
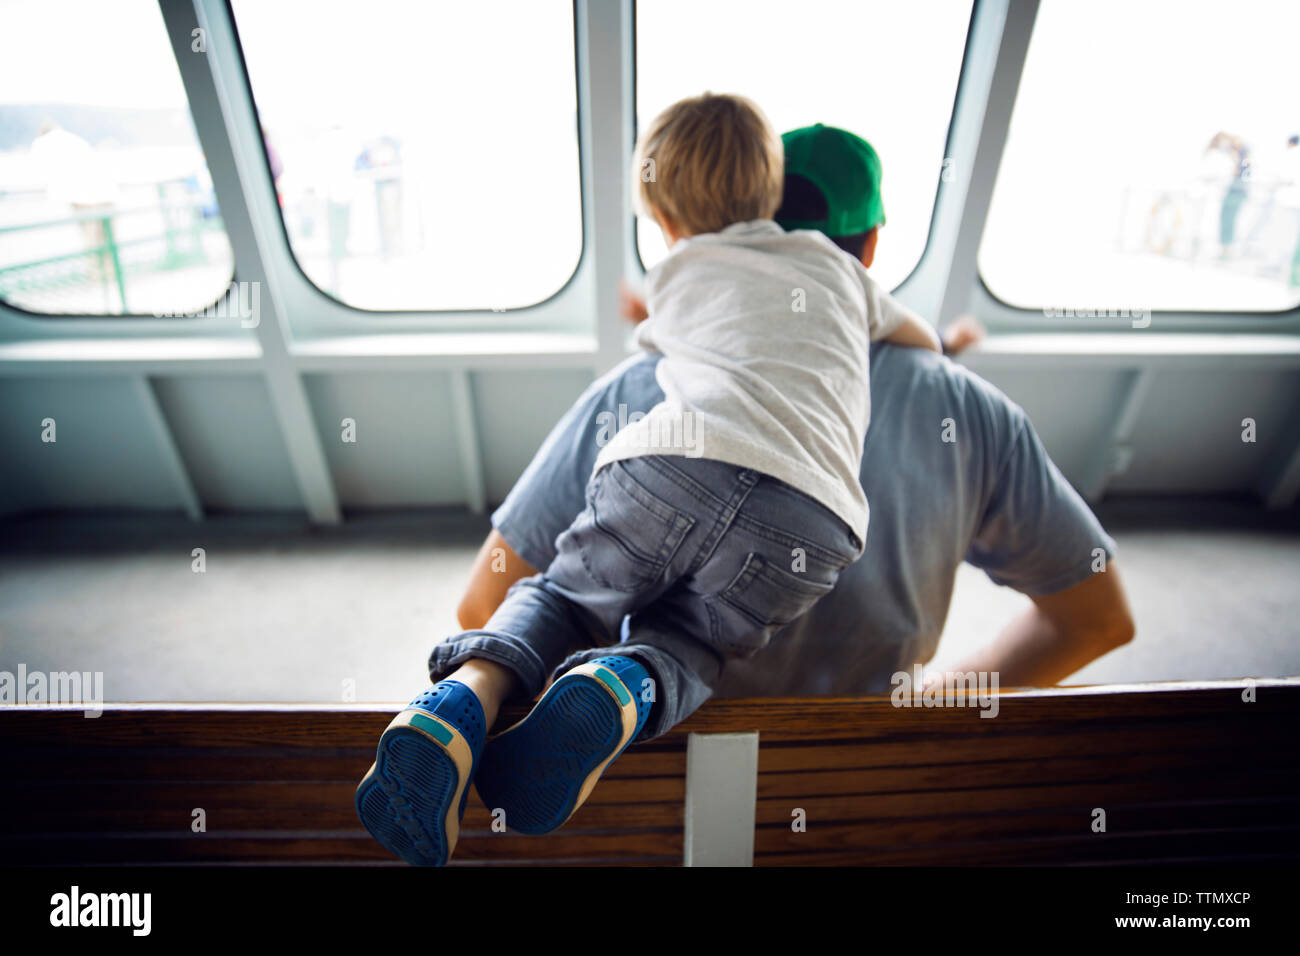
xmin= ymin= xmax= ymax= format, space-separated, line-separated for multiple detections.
xmin=755 ymin=828 xmax=1300 ymax=866
xmin=756 ymin=738 xmax=1291 ymax=794
xmin=0 ymin=791 xmax=685 ymax=833
xmin=753 ymin=771 xmax=1300 ymax=824
xmin=755 ymin=762 xmax=1300 ymax=803
xmin=754 ymin=714 xmax=1296 ymax=772
xmin=3 ymin=747 xmax=686 ymax=784
xmin=755 ymin=799 xmax=1300 ymax=853
xmin=0 ymin=833 xmax=684 ymax=866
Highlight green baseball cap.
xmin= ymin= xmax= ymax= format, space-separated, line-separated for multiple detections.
xmin=775 ymin=123 xmax=885 ymax=236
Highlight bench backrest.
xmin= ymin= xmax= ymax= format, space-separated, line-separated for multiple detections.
xmin=2 ymin=680 xmax=1297 ymax=866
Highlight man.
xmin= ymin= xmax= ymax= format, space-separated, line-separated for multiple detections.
xmin=451 ymin=125 xmax=1134 ymax=701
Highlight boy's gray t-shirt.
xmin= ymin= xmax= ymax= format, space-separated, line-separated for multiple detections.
xmin=492 ymin=345 xmax=1117 ymax=697
xmin=595 ymin=219 xmax=913 ymax=540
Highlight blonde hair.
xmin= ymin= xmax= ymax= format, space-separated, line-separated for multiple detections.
xmin=632 ymin=92 xmax=784 ymax=237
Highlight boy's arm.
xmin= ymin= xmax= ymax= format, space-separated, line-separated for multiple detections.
xmin=856 ymin=259 xmax=941 ymax=352
xmin=883 ymin=311 xmax=942 ymax=352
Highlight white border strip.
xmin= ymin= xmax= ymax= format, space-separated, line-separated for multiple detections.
xmin=684 ymin=731 xmax=759 ymax=867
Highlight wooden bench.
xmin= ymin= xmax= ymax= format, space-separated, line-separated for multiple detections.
xmin=2 ymin=679 xmax=1297 ymax=866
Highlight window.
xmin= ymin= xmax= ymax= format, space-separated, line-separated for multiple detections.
xmin=980 ymin=0 xmax=1300 ymax=314
xmin=0 ymin=0 xmax=234 ymax=317
xmin=231 ymin=0 xmax=582 ymax=312
xmin=635 ymin=0 xmax=973 ymax=291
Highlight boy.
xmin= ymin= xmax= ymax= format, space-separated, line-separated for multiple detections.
xmin=621 ymin=122 xmax=985 ymax=350
xmin=356 ymin=93 xmax=940 ymax=866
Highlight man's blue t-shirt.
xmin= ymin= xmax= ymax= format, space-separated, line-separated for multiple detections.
xmin=492 ymin=344 xmax=1117 ymax=696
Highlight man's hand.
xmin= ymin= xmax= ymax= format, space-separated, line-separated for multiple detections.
xmin=619 ymin=278 xmax=649 ymax=324
xmin=941 ymin=313 xmax=986 ymax=356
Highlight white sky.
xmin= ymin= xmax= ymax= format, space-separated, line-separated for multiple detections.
xmin=0 ymin=0 xmax=186 ymax=107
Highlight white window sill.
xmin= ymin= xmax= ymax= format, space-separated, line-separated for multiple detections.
xmin=290 ymin=332 xmax=598 ymax=370
xmin=961 ymin=333 xmax=1300 ymax=369
xmin=0 ymin=337 xmax=261 ymax=375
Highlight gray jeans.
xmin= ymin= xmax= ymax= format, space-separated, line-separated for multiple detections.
xmin=429 ymin=455 xmax=862 ymax=740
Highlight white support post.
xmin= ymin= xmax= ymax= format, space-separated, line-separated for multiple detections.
xmin=161 ymin=0 xmax=341 ymax=524
xmin=1259 ymin=406 xmax=1300 ymax=509
xmin=449 ymin=370 xmax=487 ymax=515
xmin=577 ymin=0 xmax=633 ymax=376
xmin=1080 ymin=367 xmax=1153 ymax=503
xmin=133 ymin=375 xmax=203 ymax=521
xmin=906 ymin=0 xmax=1039 ymax=328
xmin=683 ymin=732 xmax=759 ymax=867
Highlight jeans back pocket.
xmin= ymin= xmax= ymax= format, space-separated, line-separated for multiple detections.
xmin=580 ymin=461 xmax=696 ymax=592
xmin=707 ymin=551 xmax=838 ymax=654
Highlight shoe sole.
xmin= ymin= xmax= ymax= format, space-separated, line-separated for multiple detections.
xmin=475 ymin=661 xmax=638 ymax=835
xmin=355 ymin=709 xmax=475 ymax=866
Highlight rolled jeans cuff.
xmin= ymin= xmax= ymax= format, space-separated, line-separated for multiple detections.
xmin=427 ymin=630 xmax=551 ymax=701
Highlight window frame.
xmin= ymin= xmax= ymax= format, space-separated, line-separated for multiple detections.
xmin=976 ymin=272 xmax=1300 ymax=327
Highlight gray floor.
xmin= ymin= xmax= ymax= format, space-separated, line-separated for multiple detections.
xmin=1 ymin=498 xmax=1297 ymax=704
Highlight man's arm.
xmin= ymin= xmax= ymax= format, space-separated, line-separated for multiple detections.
xmin=938 ymin=372 xmax=1134 ymax=689
xmin=457 ymin=530 xmax=537 ymax=630
xmin=925 ymin=559 xmax=1135 ymax=689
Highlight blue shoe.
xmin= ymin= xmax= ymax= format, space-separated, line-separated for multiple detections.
xmin=355 ymin=681 xmax=486 ymax=866
xmin=474 ymin=656 xmax=652 ymax=835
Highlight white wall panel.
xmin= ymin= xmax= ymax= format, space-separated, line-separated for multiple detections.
xmin=472 ymin=368 xmax=595 ymax=505
xmin=0 ymin=377 xmax=185 ymax=513
xmin=303 ymin=372 xmax=467 ymax=509
xmin=975 ymin=367 xmax=1132 ymax=485
xmin=1109 ymin=370 xmax=1300 ymax=494
xmin=152 ymin=375 xmax=303 ymax=512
